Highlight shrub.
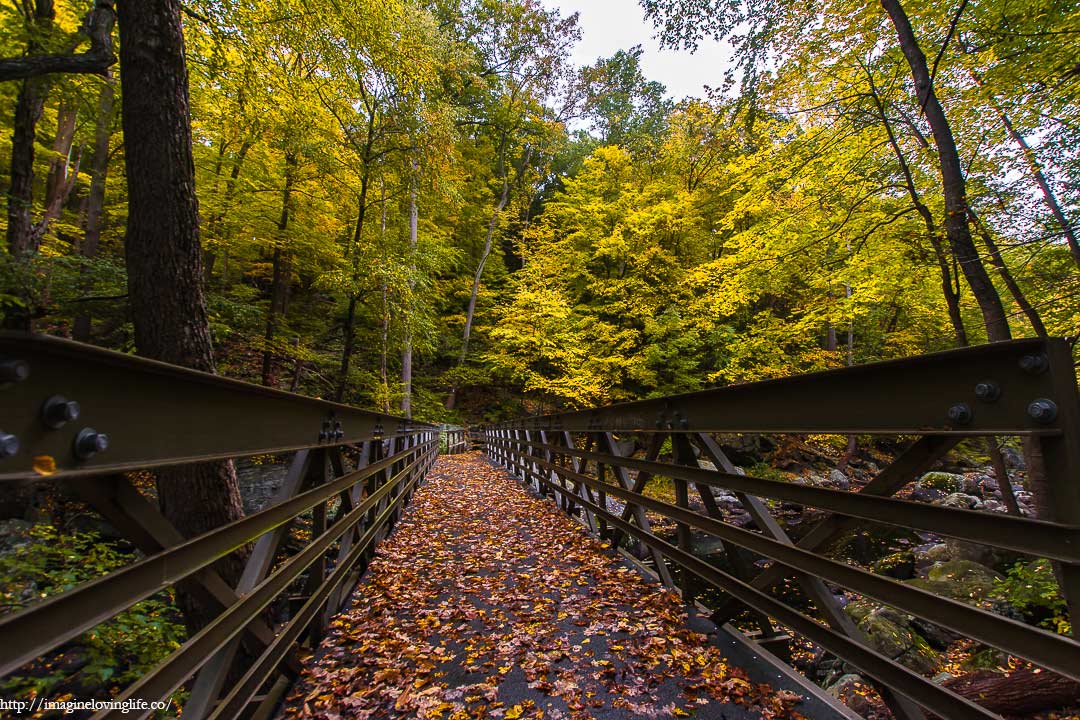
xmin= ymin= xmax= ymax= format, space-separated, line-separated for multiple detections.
xmin=0 ymin=525 xmax=186 ymax=696
xmin=990 ymin=558 xmax=1070 ymax=635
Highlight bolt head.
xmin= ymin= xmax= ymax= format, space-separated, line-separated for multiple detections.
xmin=0 ymin=359 xmax=29 ymax=384
xmin=947 ymin=403 xmax=973 ymax=425
xmin=1028 ymin=398 xmax=1058 ymax=424
xmin=974 ymin=381 xmax=1000 ymax=401
xmin=1019 ymin=353 xmax=1049 ymax=374
xmin=74 ymin=428 xmax=107 ymax=460
xmin=42 ymin=396 xmax=80 ymax=428
xmin=0 ymin=433 xmax=19 ymax=459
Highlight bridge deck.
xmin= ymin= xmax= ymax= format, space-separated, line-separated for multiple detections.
xmin=279 ymin=453 xmax=808 ymax=719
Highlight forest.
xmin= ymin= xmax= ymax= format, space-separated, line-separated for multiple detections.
xmin=1 ymin=0 xmax=1075 ymax=424
xmin=1 ymin=0 xmax=1079 ymax=717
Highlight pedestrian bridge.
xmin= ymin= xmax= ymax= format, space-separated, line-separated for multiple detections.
xmin=1 ymin=333 xmax=1078 ymax=720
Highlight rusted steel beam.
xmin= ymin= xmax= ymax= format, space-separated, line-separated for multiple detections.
xmin=0 ymin=332 xmax=434 ymax=481
xmin=0 ymin=440 xmax=433 ymax=676
xmin=540 ymin=475 xmax=997 ymax=720
xmin=485 ymin=435 xmax=1080 ymax=563
xmin=96 ymin=455 xmax=426 ymax=720
xmin=477 ymin=338 xmax=1066 ymax=435
xmin=527 ymin=454 xmax=1080 ymax=682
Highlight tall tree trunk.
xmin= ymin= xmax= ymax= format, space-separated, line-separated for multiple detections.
xmin=204 ymin=138 xmax=252 ymax=285
xmin=336 ymin=177 xmax=370 ymax=403
xmin=379 ymin=181 xmax=390 ymax=412
xmin=5 ymin=0 xmax=55 ymax=261
xmin=401 ymin=159 xmax=418 ymax=418
xmin=31 ymin=104 xmax=82 ymax=250
xmin=968 ymin=208 xmax=1048 ymax=338
xmin=2 ymin=1 xmax=55 ymax=331
xmin=863 ymin=67 xmax=968 ymax=346
xmin=73 ymin=79 xmax=114 ymax=340
xmin=261 ymin=151 xmax=297 ymax=386
xmin=74 ymin=74 xmax=116 ymax=342
xmin=446 ymin=167 xmax=510 ymax=411
xmin=880 ymin=0 xmax=1010 ymax=343
xmin=115 ymin=0 xmax=247 ymax=635
xmin=43 ymin=101 xmax=77 ymax=213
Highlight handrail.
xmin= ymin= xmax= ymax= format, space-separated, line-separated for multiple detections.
xmin=476 ymin=337 xmax=1080 ymax=720
xmin=0 ymin=333 xmax=438 ymax=720
xmin=440 ymin=425 xmax=468 ymax=454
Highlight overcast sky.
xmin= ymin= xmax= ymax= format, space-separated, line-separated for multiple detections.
xmin=543 ymin=0 xmax=735 ymax=101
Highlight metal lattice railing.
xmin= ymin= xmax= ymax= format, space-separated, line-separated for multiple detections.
xmin=0 ymin=333 xmax=438 ymax=719
xmin=476 ymin=338 xmax=1080 ymax=720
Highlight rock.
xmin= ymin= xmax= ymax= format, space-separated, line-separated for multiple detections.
xmin=826 ymin=674 xmax=876 ymax=715
xmin=711 ymin=489 xmax=737 ymax=504
xmin=872 ymin=551 xmax=916 ymax=580
xmin=918 ymin=471 xmax=968 ymax=493
xmin=910 ymin=617 xmax=962 ymax=650
xmin=698 ymin=460 xmax=718 ymax=471
xmin=0 ymin=518 xmax=31 ymax=535
xmin=935 ymin=492 xmax=982 ymax=510
xmin=981 ymin=499 xmax=1007 ymax=513
xmin=828 ymin=469 xmax=850 ymax=490
xmin=909 ymin=559 xmax=1003 ymax=601
xmin=67 ymin=513 xmax=124 ymax=541
xmin=853 ymin=607 xmax=939 ymax=673
xmin=923 ymin=543 xmax=952 ymax=562
xmin=909 ymin=486 xmax=944 ymax=503
xmin=1000 ymin=446 xmax=1025 ymax=469
xmin=944 ymin=536 xmax=997 ymax=565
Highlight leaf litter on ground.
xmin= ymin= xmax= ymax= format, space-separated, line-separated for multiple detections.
xmin=279 ymin=451 xmax=806 ymax=720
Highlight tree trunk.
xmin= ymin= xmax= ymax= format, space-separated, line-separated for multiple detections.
xmin=943 ymin=668 xmax=1080 ymax=715
xmin=115 ymin=0 xmax=247 ymax=635
xmin=204 ymin=138 xmax=252 ymax=285
xmin=880 ymin=0 xmax=1010 ymax=343
xmin=31 ymin=106 xmax=82 ymax=250
xmin=446 ymin=170 xmax=510 ymax=411
xmin=401 ymin=159 xmax=418 ymax=418
xmin=968 ymin=208 xmax=1047 ymax=338
xmin=5 ymin=0 xmax=55 ymax=261
xmin=261 ymin=151 xmax=297 ymax=386
xmin=336 ymin=179 xmax=370 ymax=403
xmin=74 ymin=74 xmax=116 ymax=342
xmin=43 ymin=102 xmax=77 ymax=214
xmin=864 ymin=58 xmax=968 ymax=346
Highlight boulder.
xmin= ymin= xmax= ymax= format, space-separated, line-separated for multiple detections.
xmin=826 ymin=674 xmax=876 ymax=716
xmin=871 ymin=550 xmax=916 ymax=580
xmin=844 ymin=603 xmax=940 ymax=675
xmin=935 ymin=492 xmax=983 ymax=510
xmin=828 ymin=469 xmax=850 ymax=490
xmin=917 ymin=471 xmax=967 ymax=493
xmin=909 ymin=486 xmax=944 ymax=503
xmin=908 ymin=559 xmax=1002 ymax=602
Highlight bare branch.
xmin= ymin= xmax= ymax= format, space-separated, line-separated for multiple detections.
xmin=0 ymin=1 xmax=116 ymax=82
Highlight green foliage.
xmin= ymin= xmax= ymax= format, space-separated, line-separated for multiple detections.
xmin=991 ymin=559 xmax=1071 ymax=635
xmin=0 ymin=525 xmax=186 ymax=695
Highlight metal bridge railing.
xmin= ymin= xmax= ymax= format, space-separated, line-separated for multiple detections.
xmin=0 ymin=333 xmax=437 ymax=720
xmin=439 ymin=425 xmax=468 ymax=455
xmin=476 ymin=338 xmax=1080 ymax=720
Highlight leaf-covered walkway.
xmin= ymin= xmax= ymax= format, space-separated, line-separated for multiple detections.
xmin=279 ymin=452 xmax=805 ymax=720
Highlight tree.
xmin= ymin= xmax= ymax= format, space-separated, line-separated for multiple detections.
xmin=114 ymin=0 xmax=247 ymax=632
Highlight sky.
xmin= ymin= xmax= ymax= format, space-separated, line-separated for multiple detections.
xmin=543 ymin=0 xmax=736 ymax=102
